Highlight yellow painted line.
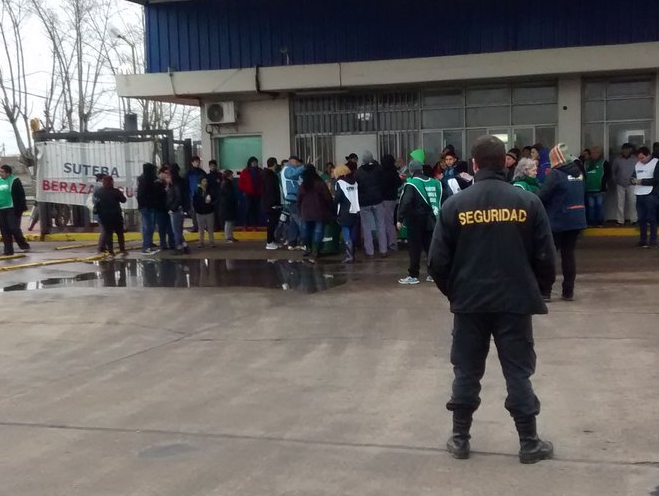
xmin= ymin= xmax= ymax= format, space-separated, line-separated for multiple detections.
xmin=19 ymin=231 xmax=267 ymax=243
xmin=583 ymin=227 xmax=637 ymax=237
xmin=0 ymin=254 xmax=106 ymax=272
xmin=0 ymin=254 xmax=27 ymax=261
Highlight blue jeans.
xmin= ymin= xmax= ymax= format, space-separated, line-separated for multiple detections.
xmin=636 ymin=195 xmax=658 ymax=245
xmin=304 ymin=221 xmax=324 ymax=252
xmin=156 ymin=210 xmax=175 ymax=249
xmin=169 ymin=209 xmax=187 ymax=249
xmin=285 ymin=203 xmax=306 ymax=246
xmin=585 ymin=192 xmax=604 ymax=226
xmin=341 ymin=224 xmax=359 ymax=246
xmin=139 ymin=208 xmax=156 ymax=252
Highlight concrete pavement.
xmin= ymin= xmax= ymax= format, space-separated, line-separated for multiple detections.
xmin=0 ymin=237 xmax=657 ymax=495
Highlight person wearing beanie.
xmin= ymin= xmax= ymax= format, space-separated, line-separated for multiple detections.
xmin=397 ymin=160 xmax=447 ymax=284
xmin=428 ymin=135 xmax=556 ymax=464
xmin=538 ymin=143 xmax=587 ymax=301
xmin=505 ymin=150 xmax=519 ymax=182
xmin=0 ymin=164 xmax=30 ymax=255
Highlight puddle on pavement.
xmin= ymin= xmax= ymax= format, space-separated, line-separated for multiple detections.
xmin=0 ymin=259 xmax=346 ymax=293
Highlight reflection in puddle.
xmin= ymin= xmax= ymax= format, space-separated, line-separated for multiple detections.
xmin=0 ymin=259 xmax=345 ymax=293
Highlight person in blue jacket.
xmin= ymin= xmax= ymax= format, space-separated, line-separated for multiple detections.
xmin=538 ymin=143 xmax=587 ymax=301
xmin=531 ymin=144 xmax=551 ymax=184
xmin=281 ymin=155 xmax=307 ymax=250
xmin=186 ymin=155 xmax=207 ymax=233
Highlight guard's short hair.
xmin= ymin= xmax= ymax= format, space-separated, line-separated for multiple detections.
xmin=637 ymin=146 xmax=651 ymax=157
xmin=471 ymin=135 xmax=506 ymax=170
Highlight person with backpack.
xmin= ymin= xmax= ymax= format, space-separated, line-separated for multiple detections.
xmin=397 ymin=160 xmax=449 ymax=285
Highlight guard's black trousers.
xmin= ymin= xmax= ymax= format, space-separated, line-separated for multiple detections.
xmin=447 ymin=313 xmax=541 ymax=420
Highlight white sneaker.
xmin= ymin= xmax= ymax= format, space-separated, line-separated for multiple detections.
xmin=296 ymin=245 xmax=307 ymax=251
xmin=398 ymin=276 xmax=420 ymax=285
xmin=426 ymin=275 xmax=434 ymax=283
xmin=265 ymin=243 xmax=280 ymax=250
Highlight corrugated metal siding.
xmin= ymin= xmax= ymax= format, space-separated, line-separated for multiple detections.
xmin=145 ymin=0 xmax=659 ymax=73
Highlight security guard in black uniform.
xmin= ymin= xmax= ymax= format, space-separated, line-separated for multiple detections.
xmin=428 ymin=135 xmax=557 ymax=464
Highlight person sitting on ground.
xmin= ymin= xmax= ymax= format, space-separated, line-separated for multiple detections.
xmin=297 ymin=165 xmax=334 ymax=260
xmin=512 ymin=158 xmax=540 ymax=193
xmin=193 ymin=176 xmax=216 ymax=248
xmin=94 ymin=175 xmax=128 ymax=258
xmin=220 ymin=170 xmax=238 ymax=243
xmin=333 ymin=164 xmax=360 ymax=263
xmin=397 ymin=160 xmax=449 ymax=285
xmin=0 ymin=164 xmax=30 ymax=256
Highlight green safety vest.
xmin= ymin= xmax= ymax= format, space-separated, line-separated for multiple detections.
xmin=407 ymin=176 xmax=442 ymax=217
xmin=585 ymin=158 xmax=605 ymax=192
xmin=0 ymin=174 xmax=15 ymax=209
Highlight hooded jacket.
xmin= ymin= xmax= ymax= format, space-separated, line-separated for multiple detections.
xmin=536 ymin=148 xmax=551 ymax=183
xmin=428 ymin=168 xmax=556 ymax=315
xmin=219 ymin=178 xmax=238 ymax=221
xmin=137 ymin=163 xmax=159 ymax=209
xmin=282 ymin=163 xmax=305 ymax=203
xmin=381 ymin=154 xmax=403 ymax=201
xmin=238 ymin=158 xmax=262 ymax=197
xmin=95 ymin=186 xmax=127 ymax=225
xmin=334 ymin=174 xmax=360 ymax=227
xmin=537 ymin=162 xmax=587 ymax=233
xmin=355 ymin=161 xmax=384 ymax=207
xmin=186 ymin=165 xmax=207 ymax=199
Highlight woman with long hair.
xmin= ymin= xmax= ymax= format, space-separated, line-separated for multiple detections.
xmin=333 ymin=164 xmax=360 ymax=263
xmin=297 ymin=165 xmax=334 ymax=259
xmin=94 ymin=175 xmax=127 ymax=257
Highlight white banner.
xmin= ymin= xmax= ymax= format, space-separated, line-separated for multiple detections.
xmin=36 ymin=141 xmax=154 ymax=209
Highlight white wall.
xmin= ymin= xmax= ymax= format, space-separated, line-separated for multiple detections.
xmin=201 ymin=97 xmax=291 ymax=167
xmin=558 ymin=76 xmax=583 ymax=155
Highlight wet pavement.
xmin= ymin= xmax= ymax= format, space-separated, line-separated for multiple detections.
xmin=0 ymin=236 xmax=658 ymax=495
xmin=0 ymin=259 xmax=345 ymax=293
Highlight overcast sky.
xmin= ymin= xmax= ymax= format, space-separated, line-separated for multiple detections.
xmin=0 ymin=3 xmax=140 ymax=157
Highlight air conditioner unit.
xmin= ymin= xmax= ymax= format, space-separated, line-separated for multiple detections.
xmin=206 ymin=102 xmax=237 ymax=124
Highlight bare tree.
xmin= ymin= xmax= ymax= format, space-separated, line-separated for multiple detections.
xmin=0 ymin=0 xmax=35 ymax=168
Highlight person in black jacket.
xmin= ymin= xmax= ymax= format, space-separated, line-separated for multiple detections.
xmin=0 ymin=164 xmax=30 ymax=255
xmin=95 ymin=175 xmax=127 ymax=257
xmin=262 ymin=157 xmax=282 ymax=250
xmin=193 ymin=177 xmax=216 ymax=248
xmin=538 ymin=143 xmax=587 ymax=301
xmin=381 ymin=154 xmax=403 ymax=252
xmin=220 ymin=170 xmax=238 ymax=243
xmin=137 ymin=162 xmax=160 ymax=254
xmin=333 ymin=164 xmax=360 ymax=263
xmin=355 ymin=151 xmax=388 ymax=258
xmin=164 ymin=168 xmax=190 ymax=255
xmin=428 ymin=135 xmax=556 ymax=464
xmin=207 ymin=159 xmax=223 ymax=230
xmin=397 ymin=161 xmax=450 ymax=285
xmin=155 ymin=166 xmax=175 ymax=251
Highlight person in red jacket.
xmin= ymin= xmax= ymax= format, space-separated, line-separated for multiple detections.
xmin=238 ymin=156 xmax=263 ymax=231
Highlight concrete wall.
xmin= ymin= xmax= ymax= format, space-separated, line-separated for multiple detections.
xmin=201 ymin=97 xmax=291 ymax=166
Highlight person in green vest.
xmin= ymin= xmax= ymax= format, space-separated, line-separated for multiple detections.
xmin=584 ymin=146 xmax=610 ymax=227
xmin=396 ymin=160 xmax=450 ymax=285
xmin=0 ymin=164 xmax=30 ymax=256
xmin=511 ymin=158 xmax=541 ymax=193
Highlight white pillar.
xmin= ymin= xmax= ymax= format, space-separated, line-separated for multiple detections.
xmin=558 ymin=76 xmax=582 ymax=155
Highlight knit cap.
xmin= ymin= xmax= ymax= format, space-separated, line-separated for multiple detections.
xmin=549 ymin=143 xmax=571 ymax=168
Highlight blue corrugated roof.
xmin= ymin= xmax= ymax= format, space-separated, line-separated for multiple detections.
xmin=144 ymin=0 xmax=659 ymax=73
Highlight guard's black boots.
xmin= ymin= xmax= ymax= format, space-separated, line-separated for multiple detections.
xmin=446 ymin=411 xmax=472 ymax=459
xmin=515 ymin=417 xmax=554 ymax=464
